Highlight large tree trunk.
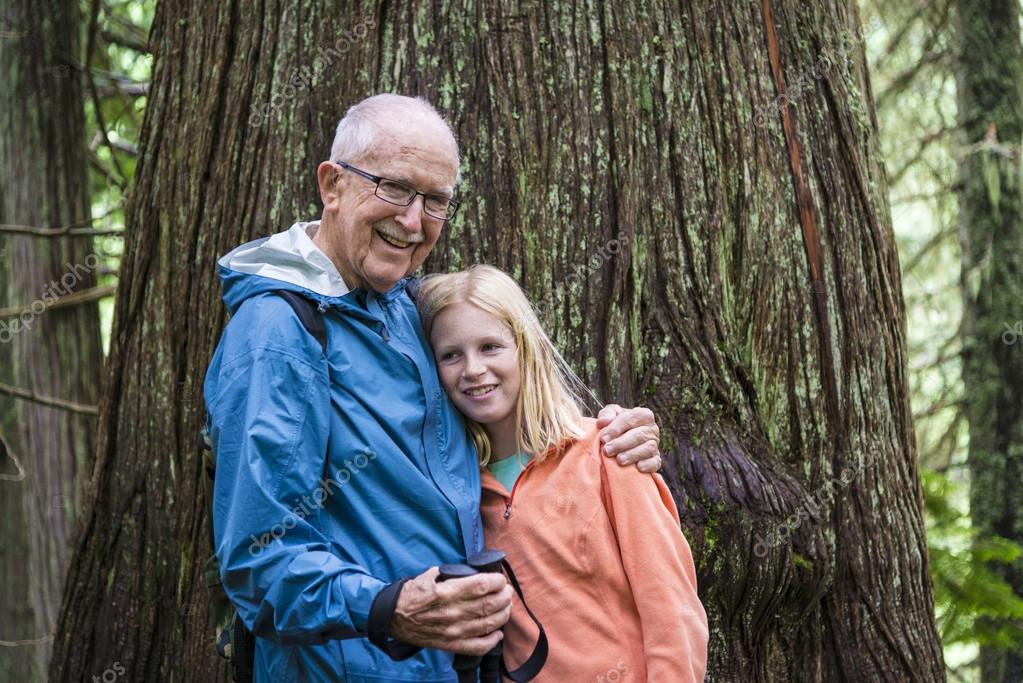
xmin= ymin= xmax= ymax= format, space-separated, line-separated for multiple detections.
xmin=955 ymin=0 xmax=1023 ymax=680
xmin=51 ymin=1 xmax=944 ymax=680
xmin=0 ymin=0 xmax=104 ymax=680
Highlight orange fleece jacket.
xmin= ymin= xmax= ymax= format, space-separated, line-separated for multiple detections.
xmin=480 ymin=418 xmax=708 ymax=682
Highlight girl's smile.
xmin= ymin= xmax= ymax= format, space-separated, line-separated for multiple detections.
xmin=462 ymin=384 xmax=499 ymax=399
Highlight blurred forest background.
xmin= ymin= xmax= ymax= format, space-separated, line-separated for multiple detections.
xmin=0 ymin=0 xmax=1021 ymax=681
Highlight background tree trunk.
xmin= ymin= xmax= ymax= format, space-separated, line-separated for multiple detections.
xmin=50 ymin=1 xmax=945 ymax=680
xmin=955 ymin=0 xmax=1023 ymax=680
xmin=0 ymin=0 xmax=103 ymax=680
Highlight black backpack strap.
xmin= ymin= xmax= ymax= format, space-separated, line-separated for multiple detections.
xmin=274 ymin=290 xmax=328 ymax=355
xmin=230 ymin=616 xmax=256 ymax=682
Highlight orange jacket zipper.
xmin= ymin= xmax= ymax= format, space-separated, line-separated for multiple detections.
xmin=503 ymin=459 xmax=536 ymax=520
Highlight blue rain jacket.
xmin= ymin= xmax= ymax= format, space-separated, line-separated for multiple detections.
xmin=203 ymin=221 xmax=483 ymax=682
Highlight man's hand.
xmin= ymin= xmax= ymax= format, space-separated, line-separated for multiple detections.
xmin=390 ymin=567 xmax=513 ymax=656
xmin=596 ymin=404 xmax=662 ymax=473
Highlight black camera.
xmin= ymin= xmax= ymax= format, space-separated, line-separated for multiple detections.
xmin=437 ymin=549 xmax=547 ymax=683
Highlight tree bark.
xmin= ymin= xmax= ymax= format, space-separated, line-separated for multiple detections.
xmin=955 ymin=0 xmax=1023 ymax=680
xmin=50 ymin=1 xmax=945 ymax=681
xmin=0 ymin=0 xmax=103 ymax=680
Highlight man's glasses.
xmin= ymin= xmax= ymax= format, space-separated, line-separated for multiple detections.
xmin=334 ymin=160 xmax=460 ymax=221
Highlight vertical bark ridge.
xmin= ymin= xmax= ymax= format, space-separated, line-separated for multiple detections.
xmin=759 ymin=0 xmax=841 ymax=431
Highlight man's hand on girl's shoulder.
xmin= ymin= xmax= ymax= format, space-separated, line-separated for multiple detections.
xmin=595 ymin=405 xmax=662 ymax=473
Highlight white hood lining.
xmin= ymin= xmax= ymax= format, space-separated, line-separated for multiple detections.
xmin=218 ymin=220 xmax=351 ymax=297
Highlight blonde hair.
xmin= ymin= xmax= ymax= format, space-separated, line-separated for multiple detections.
xmin=417 ymin=265 xmax=594 ymax=466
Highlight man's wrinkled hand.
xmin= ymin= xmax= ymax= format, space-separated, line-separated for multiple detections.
xmin=390 ymin=566 xmax=513 ymax=656
xmin=596 ymin=404 xmax=662 ymax=473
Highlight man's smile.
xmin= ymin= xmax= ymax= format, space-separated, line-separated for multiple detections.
xmin=375 ymin=228 xmax=418 ymax=249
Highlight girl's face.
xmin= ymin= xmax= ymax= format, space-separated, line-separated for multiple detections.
xmin=430 ymin=301 xmax=521 ymax=430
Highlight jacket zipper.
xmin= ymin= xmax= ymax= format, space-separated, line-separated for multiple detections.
xmin=378 ymin=298 xmax=391 ymax=341
xmin=503 ymin=459 xmax=536 ymax=520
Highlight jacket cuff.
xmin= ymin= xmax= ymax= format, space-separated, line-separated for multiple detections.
xmin=367 ymin=578 xmax=422 ymax=661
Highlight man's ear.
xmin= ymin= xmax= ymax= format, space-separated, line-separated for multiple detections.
xmin=317 ymin=161 xmax=342 ymax=210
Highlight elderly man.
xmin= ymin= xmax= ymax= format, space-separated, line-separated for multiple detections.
xmin=203 ymin=94 xmax=662 ymax=682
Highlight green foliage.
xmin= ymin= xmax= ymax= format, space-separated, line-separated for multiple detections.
xmin=924 ymin=469 xmax=1023 ymax=654
xmin=81 ymin=0 xmax=155 ymax=351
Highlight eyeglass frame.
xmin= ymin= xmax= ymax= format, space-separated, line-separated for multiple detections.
xmin=332 ymin=160 xmax=460 ymax=221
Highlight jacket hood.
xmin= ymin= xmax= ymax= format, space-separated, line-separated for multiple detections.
xmin=217 ymin=221 xmax=351 ymax=314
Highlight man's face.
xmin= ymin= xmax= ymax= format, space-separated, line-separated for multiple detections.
xmin=317 ymin=129 xmax=458 ymax=293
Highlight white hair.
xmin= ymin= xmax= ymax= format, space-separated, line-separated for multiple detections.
xmin=329 ymin=94 xmax=461 ymax=184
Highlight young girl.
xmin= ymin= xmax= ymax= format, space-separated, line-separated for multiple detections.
xmin=417 ymin=265 xmax=708 ymax=682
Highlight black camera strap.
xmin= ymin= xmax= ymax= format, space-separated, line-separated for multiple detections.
xmin=499 ymin=558 xmax=548 ymax=682
xmin=375 ymin=550 xmax=549 ymax=681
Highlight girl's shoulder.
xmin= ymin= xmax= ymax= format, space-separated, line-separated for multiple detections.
xmin=539 ymin=418 xmax=609 ymax=482
xmin=550 ymin=417 xmax=601 ymax=463
xmin=576 ymin=416 xmax=600 ymax=443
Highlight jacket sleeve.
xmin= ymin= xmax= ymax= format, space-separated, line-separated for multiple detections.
xmin=206 ymin=324 xmax=387 ymax=644
xmin=599 ymin=449 xmax=709 ymax=682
